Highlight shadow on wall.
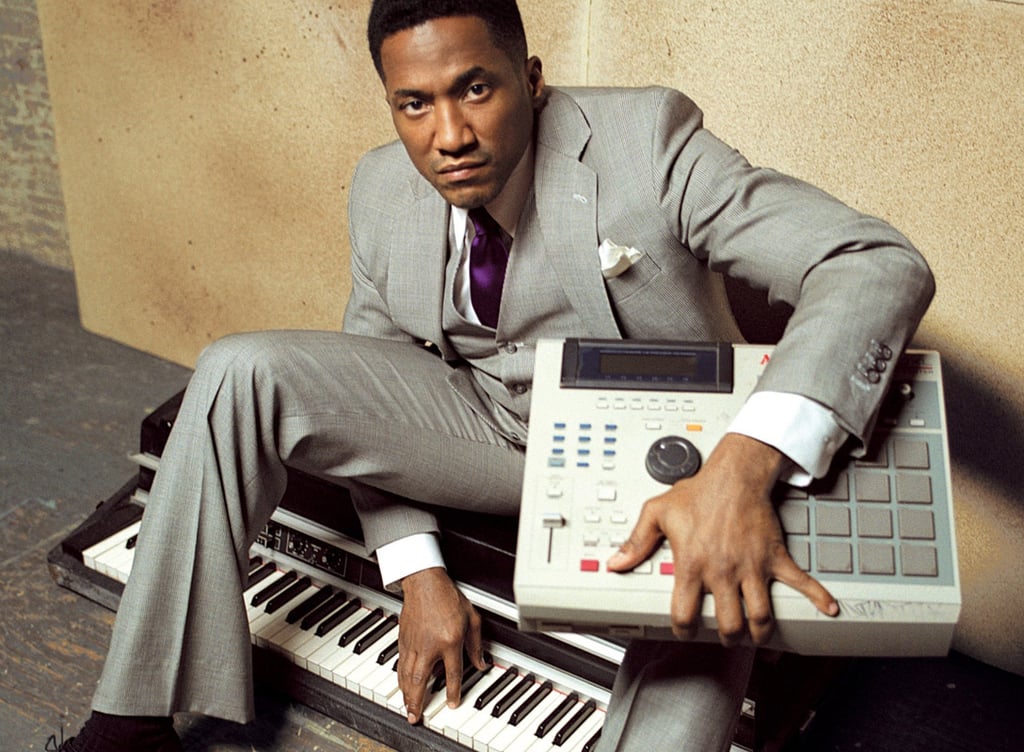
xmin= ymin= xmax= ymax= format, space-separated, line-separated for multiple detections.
xmin=940 ymin=354 xmax=1024 ymax=508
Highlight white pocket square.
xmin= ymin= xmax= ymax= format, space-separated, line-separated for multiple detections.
xmin=598 ymin=239 xmax=644 ymax=279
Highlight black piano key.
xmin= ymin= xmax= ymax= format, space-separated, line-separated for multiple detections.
xmin=474 ymin=666 xmax=519 ymax=710
xmin=265 ymin=576 xmax=313 ymax=614
xmin=491 ymin=673 xmax=535 ymax=717
xmin=246 ymin=562 xmax=276 ymax=590
xmin=353 ymin=613 xmax=398 ymax=655
xmin=299 ymin=590 xmax=349 ymax=631
xmin=553 ymin=698 xmax=596 ymax=746
xmin=582 ymin=728 xmax=602 ymax=752
xmin=338 ymin=607 xmax=385 ymax=647
xmin=377 ymin=639 xmax=400 ymax=666
xmin=430 ymin=652 xmax=490 ymax=694
xmin=250 ymin=570 xmax=297 ymax=607
xmin=509 ymin=680 xmax=552 ymax=726
xmin=537 ymin=692 xmax=579 ymax=738
xmin=314 ymin=597 xmax=361 ymax=637
xmin=459 ymin=655 xmax=494 ymax=694
xmin=285 ymin=584 xmax=335 ymax=625
xmin=247 ymin=556 xmax=263 ymax=577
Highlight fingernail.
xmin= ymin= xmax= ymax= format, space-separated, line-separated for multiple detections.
xmin=607 ymin=551 xmax=626 ymax=567
xmin=827 ymin=601 xmax=840 ymax=616
xmin=407 ymin=712 xmax=417 ymax=724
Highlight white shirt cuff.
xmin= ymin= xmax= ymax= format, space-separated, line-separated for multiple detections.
xmin=375 ymin=532 xmax=446 ymax=593
xmin=727 ymin=391 xmax=848 ymax=485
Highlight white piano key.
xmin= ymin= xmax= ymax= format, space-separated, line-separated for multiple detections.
xmin=369 ymin=662 xmax=402 ymax=705
xmin=426 ymin=665 xmax=496 ymax=739
xmin=560 ymin=712 xmax=604 ymax=752
xmin=82 ymin=520 xmax=141 ymax=570
xmin=489 ymin=690 xmax=564 ymax=752
xmin=347 ymin=629 xmax=401 ymax=697
xmin=473 ymin=680 xmax=538 ymax=752
xmin=307 ymin=609 xmax=376 ymax=682
xmin=101 ymin=541 xmax=137 ymax=583
xmin=456 ymin=664 xmax=519 ymax=747
xmin=259 ymin=583 xmax=335 ymax=656
xmin=290 ymin=618 xmax=353 ymax=672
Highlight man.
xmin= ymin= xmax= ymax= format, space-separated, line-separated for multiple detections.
xmin=63 ymin=1 xmax=934 ymax=750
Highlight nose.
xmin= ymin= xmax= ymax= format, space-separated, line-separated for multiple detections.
xmin=434 ymin=100 xmax=475 ymax=154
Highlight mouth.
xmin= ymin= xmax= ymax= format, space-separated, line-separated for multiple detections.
xmin=437 ymin=161 xmax=487 ymax=183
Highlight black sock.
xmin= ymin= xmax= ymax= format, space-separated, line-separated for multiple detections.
xmin=66 ymin=711 xmax=179 ymax=752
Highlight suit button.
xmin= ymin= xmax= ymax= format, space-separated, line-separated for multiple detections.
xmin=504 ymin=343 xmax=518 ymax=354
xmin=511 ymin=383 xmax=528 ymax=395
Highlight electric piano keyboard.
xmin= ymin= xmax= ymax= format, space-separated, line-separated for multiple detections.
xmin=46 ymin=390 xmax=841 ymax=752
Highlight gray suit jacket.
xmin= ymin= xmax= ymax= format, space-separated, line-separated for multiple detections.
xmin=343 ymin=86 xmax=934 ymax=546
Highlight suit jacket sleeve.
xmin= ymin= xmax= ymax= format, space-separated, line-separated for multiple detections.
xmin=339 ymin=148 xmax=442 ymax=554
xmin=647 ymin=88 xmax=935 ymax=447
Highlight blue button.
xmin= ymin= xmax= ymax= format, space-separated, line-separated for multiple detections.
xmin=548 ymin=457 xmax=566 ymax=468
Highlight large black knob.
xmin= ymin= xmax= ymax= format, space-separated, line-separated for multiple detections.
xmin=646 ymin=436 xmax=702 ymax=484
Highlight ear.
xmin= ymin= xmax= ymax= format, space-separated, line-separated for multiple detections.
xmin=525 ymin=56 xmax=546 ymax=105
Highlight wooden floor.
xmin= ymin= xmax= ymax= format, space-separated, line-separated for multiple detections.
xmin=0 ymin=253 xmax=391 ymax=751
xmin=4 ymin=250 xmax=1024 ymax=752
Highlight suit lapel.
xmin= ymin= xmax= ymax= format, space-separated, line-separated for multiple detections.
xmin=533 ymin=90 xmax=622 ymax=339
xmin=386 ymin=172 xmax=454 ymax=357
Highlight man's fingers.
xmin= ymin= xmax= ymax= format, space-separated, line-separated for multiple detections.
xmin=774 ymin=556 xmax=839 ymax=617
xmin=669 ymin=565 xmax=702 ymax=640
xmin=464 ymin=609 xmax=487 ymax=672
xmin=443 ymin=649 xmax=465 ymax=709
xmin=711 ymin=587 xmax=748 ymax=647
xmin=398 ymin=657 xmax=430 ymax=724
xmin=740 ymin=579 xmax=775 ymax=646
xmin=607 ymin=498 xmax=664 ymax=571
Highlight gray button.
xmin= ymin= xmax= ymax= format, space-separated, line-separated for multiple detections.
xmin=778 ymin=503 xmax=810 ymax=535
xmin=813 ymin=471 xmax=850 ymax=501
xmin=899 ymin=508 xmax=936 ymax=540
xmin=816 ymin=506 xmax=851 ymax=537
xmin=817 ymin=542 xmax=853 ymax=573
xmin=894 ymin=440 xmax=929 ymax=469
xmin=859 ymin=543 xmax=896 ymax=575
xmin=788 ymin=540 xmax=811 ymax=571
xmin=855 ymin=472 xmax=891 ymax=502
xmin=896 ymin=474 xmax=933 ymax=504
xmin=901 ymin=544 xmax=939 ymax=577
xmin=504 ymin=342 xmax=518 ymax=354
xmin=510 ymin=383 xmax=528 ymax=395
xmin=857 ymin=507 xmax=893 ymax=538
xmin=855 ymin=442 xmax=888 ymax=468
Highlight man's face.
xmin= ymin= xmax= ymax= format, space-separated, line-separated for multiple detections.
xmin=379 ymin=15 xmax=544 ymax=209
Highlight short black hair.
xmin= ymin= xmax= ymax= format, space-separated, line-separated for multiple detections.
xmin=368 ymin=0 xmax=528 ymax=80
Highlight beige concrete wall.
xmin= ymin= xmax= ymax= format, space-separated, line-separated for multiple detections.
xmin=38 ymin=1 xmax=1024 ymax=675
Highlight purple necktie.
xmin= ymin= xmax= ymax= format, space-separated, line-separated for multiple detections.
xmin=468 ymin=207 xmax=510 ymax=329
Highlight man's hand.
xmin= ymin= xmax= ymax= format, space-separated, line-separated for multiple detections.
xmin=396 ymin=566 xmax=488 ymax=724
xmin=607 ymin=433 xmax=839 ymax=646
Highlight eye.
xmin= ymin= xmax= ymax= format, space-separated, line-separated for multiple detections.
xmin=398 ymin=98 xmax=428 ymax=116
xmin=466 ymin=82 xmax=491 ymax=100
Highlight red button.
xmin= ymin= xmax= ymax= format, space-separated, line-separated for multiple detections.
xmin=659 ymin=562 xmax=675 ymax=575
xmin=580 ymin=559 xmax=600 ymax=572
